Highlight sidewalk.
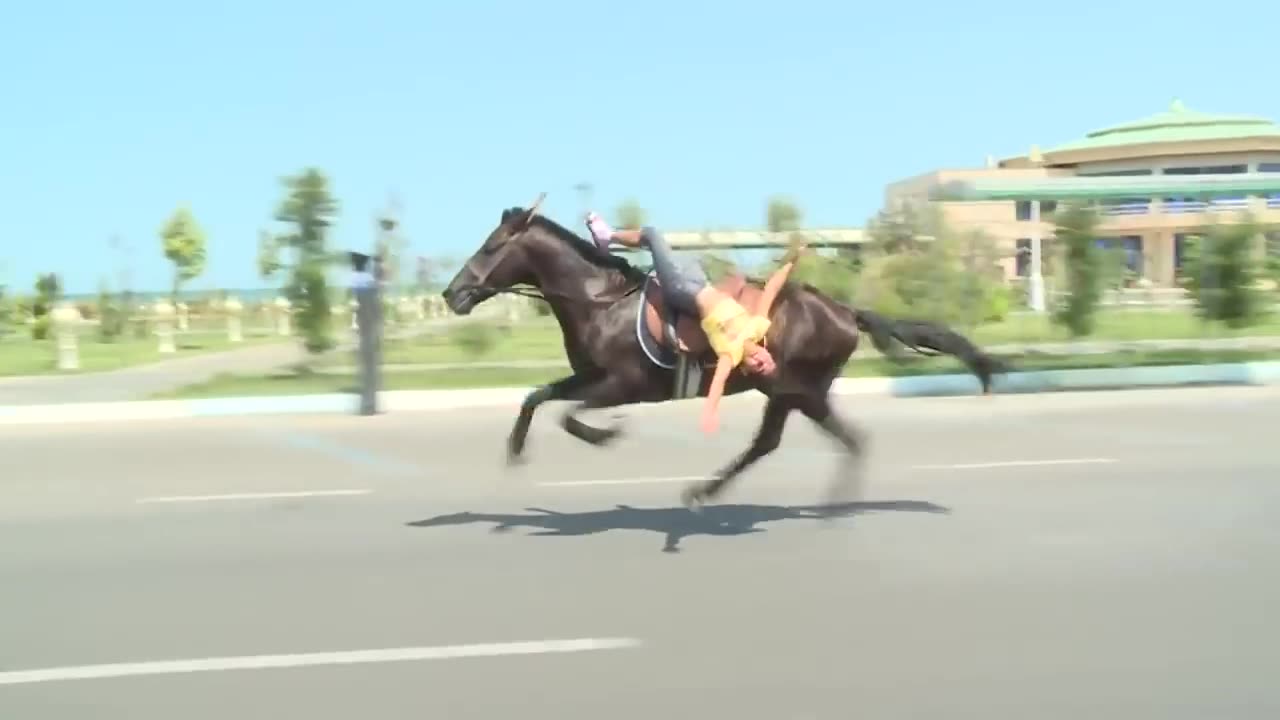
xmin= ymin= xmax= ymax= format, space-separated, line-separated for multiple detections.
xmin=0 ymin=319 xmax=463 ymax=406
xmin=0 ymin=342 xmax=308 ymax=405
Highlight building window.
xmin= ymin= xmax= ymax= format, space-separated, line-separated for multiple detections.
xmin=1096 ymin=235 xmax=1144 ymax=279
xmin=1015 ymin=238 xmax=1031 ymax=276
xmin=1174 ymin=233 xmax=1192 ymax=272
xmin=1259 ymin=164 xmax=1280 ymax=206
xmin=1015 ymin=200 xmax=1057 ymax=221
xmin=1266 ymin=232 xmax=1280 ymax=258
xmin=1205 ymin=164 xmax=1247 ymax=174
xmin=1078 ymin=169 xmax=1152 ymax=176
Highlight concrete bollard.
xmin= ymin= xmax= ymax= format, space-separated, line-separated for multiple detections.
xmin=274 ymin=297 xmax=292 ymax=336
xmin=225 ymin=296 xmax=244 ymax=343
xmin=154 ymin=300 xmax=176 ymax=354
xmin=52 ymin=302 xmax=81 ymax=371
xmin=397 ymin=297 xmax=415 ymax=325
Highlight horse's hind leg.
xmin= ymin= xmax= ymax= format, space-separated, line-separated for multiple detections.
xmin=508 ymin=373 xmax=592 ymax=464
xmin=796 ymin=393 xmax=867 ymax=510
xmin=682 ymin=396 xmax=795 ymax=509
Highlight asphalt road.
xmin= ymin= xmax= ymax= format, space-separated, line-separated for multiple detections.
xmin=1 ymin=387 xmax=1278 ymax=719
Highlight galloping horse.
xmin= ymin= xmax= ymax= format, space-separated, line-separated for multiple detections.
xmin=442 ymin=199 xmax=1005 ymax=507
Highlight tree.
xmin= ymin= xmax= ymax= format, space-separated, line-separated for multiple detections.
xmin=762 ymin=196 xmax=860 ymax=302
xmin=1264 ymin=229 xmax=1280 ymax=291
xmin=257 ymin=229 xmax=283 ymax=286
xmin=159 ymin=205 xmax=208 ymax=301
xmin=865 ymin=203 xmax=929 ymax=256
xmin=1179 ymin=219 xmax=1267 ymax=328
xmin=31 ymin=272 xmax=61 ymax=340
xmin=765 ymin=196 xmax=803 ymax=234
xmin=1051 ymin=202 xmax=1104 ymax=337
xmin=274 ymin=168 xmax=340 ymax=355
xmin=615 ymin=198 xmax=647 ymax=229
xmin=850 ymin=201 xmax=1006 ymax=327
xmin=0 ymin=265 xmax=12 ymax=336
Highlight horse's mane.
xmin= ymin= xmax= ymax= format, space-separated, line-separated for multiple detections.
xmin=514 ymin=210 xmax=649 ymax=294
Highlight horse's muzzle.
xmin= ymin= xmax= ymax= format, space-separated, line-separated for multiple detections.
xmin=442 ymin=286 xmax=493 ymax=316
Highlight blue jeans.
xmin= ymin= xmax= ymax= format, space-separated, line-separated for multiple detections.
xmin=640 ymin=226 xmax=707 ymax=316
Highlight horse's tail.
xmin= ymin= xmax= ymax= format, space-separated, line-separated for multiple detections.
xmin=851 ymin=307 xmax=1009 ymax=394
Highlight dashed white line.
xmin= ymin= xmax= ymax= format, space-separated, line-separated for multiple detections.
xmin=537 ymin=476 xmax=703 ymax=488
xmin=136 ymin=489 xmax=373 ymax=504
xmin=912 ymin=458 xmax=1118 ymax=470
xmin=0 ymin=637 xmax=643 ymax=686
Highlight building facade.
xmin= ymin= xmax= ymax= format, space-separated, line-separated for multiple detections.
xmin=884 ymin=100 xmax=1280 ymax=287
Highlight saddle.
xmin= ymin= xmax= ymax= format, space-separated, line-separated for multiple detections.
xmin=642 ymin=273 xmax=765 ymax=398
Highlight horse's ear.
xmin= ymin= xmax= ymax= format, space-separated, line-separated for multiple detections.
xmin=519 ymin=192 xmax=547 ymax=228
xmin=501 ymin=208 xmax=515 ymax=223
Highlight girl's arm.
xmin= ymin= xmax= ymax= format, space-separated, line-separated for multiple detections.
xmin=753 ymin=243 xmax=806 ymax=317
xmin=701 ymin=354 xmax=735 ymax=434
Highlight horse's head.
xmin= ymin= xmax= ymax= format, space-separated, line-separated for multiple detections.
xmin=442 ymin=194 xmax=546 ymax=315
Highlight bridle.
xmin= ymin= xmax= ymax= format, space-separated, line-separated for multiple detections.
xmin=451 ymin=191 xmax=645 ymax=308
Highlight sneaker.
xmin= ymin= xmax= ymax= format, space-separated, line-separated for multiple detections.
xmin=585 ymin=211 xmax=615 ymax=247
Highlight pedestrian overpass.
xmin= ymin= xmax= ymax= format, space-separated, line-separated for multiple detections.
xmin=613 ymin=227 xmax=866 ymax=252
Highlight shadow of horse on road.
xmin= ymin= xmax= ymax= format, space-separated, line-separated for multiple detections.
xmin=407 ymin=500 xmax=950 ymax=553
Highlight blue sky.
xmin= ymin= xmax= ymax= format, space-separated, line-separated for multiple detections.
xmin=4 ymin=0 xmax=1280 ymax=295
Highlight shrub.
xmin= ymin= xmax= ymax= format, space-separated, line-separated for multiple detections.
xmin=450 ymin=321 xmax=498 ymax=357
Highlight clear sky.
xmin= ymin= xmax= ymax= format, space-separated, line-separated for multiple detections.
xmin=4 ymin=0 xmax=1280 ymax=295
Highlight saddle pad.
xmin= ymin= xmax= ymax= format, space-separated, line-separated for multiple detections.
xmin=635 ymin=274 xmax=678 ymax=369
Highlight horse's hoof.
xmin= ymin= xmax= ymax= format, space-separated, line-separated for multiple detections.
xmin=505 ymin=447 xmax=527 ymax=467
xmin=681 ymin=485 xmax=705 ymax=512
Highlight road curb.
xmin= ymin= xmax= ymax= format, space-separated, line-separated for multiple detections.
xmin=2 ymin=361 xmax=1279 ymax=426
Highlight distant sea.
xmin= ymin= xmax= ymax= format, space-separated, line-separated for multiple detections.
xmin=61 ymin=287 xmax=283 ymax=303
xmin=59 ymin=284 xmax=443 ymax=303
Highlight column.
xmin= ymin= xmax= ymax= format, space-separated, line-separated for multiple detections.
xmin=1028 ymin=200 xmax=1045 ymax=312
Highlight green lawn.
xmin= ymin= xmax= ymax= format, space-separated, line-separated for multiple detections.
xmin=346 ymin=309 xmax=1280 ymax=369
xmin=157 ymin=347 xmax=1280 ymax=399
xmin=0 ymin=330 xmax=284 ymax=376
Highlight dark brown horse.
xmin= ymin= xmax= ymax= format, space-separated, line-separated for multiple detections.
xmin=441 ymin=201 xmax=1004 ymax=507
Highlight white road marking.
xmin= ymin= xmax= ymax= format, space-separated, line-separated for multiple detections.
xmin=136 ymin=489 xmax=372 ymax=504
xmin=0 ymin=637 xmax=643 ymax=687
xmin=912 ymin=458 xmax=1118 ymax=470
xmin=538 ymin=475 xmax=704 ymax=488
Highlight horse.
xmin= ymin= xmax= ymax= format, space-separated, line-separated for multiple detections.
xmin=441 ymin=199 xmax=1006 ymax=508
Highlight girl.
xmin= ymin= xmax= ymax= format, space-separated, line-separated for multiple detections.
xmin=585 ymin=212 xmax=804 ymax=433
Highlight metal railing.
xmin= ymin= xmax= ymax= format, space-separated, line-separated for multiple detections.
xmin=1097 ymin=202 xmax=1150 ymax=216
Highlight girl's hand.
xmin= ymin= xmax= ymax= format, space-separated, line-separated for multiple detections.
xmin=700 ymin=409 xmax=719 ymax=435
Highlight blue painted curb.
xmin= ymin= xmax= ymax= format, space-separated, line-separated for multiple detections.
xmin=885 ymin=360 xmax=1280 ymax=397
xmin=4 ymin=362 xmax=1279 ymax=426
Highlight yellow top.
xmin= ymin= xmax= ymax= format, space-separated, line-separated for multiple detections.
xmin=699 ymin=297 xmax=772 ymax=366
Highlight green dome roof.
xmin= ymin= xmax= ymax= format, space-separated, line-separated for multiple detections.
xmin=1045 ymin=100 xmax=1280 ymax=154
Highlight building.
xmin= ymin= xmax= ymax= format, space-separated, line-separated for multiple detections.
xmin=884 ymin=100 xmax=1280 ymax=287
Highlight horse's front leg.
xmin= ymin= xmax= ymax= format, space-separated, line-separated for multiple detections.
xmin=560 ymin=375 xmax=635 ymax=447
xmin=683 ymin=395 xmax=796 ymax=509
xmin=508 ymin=373 xmax=594 ymax=464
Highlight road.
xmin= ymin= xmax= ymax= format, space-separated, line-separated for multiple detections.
xmin=1 ymin=387 xmax=1278 ymax=718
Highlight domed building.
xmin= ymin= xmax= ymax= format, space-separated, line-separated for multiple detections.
xmin=885 ymin=100 xmax=1280 ymax=290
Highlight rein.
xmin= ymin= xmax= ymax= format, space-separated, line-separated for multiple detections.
xmin=456 ymin=278 xmax=643 ymax=308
